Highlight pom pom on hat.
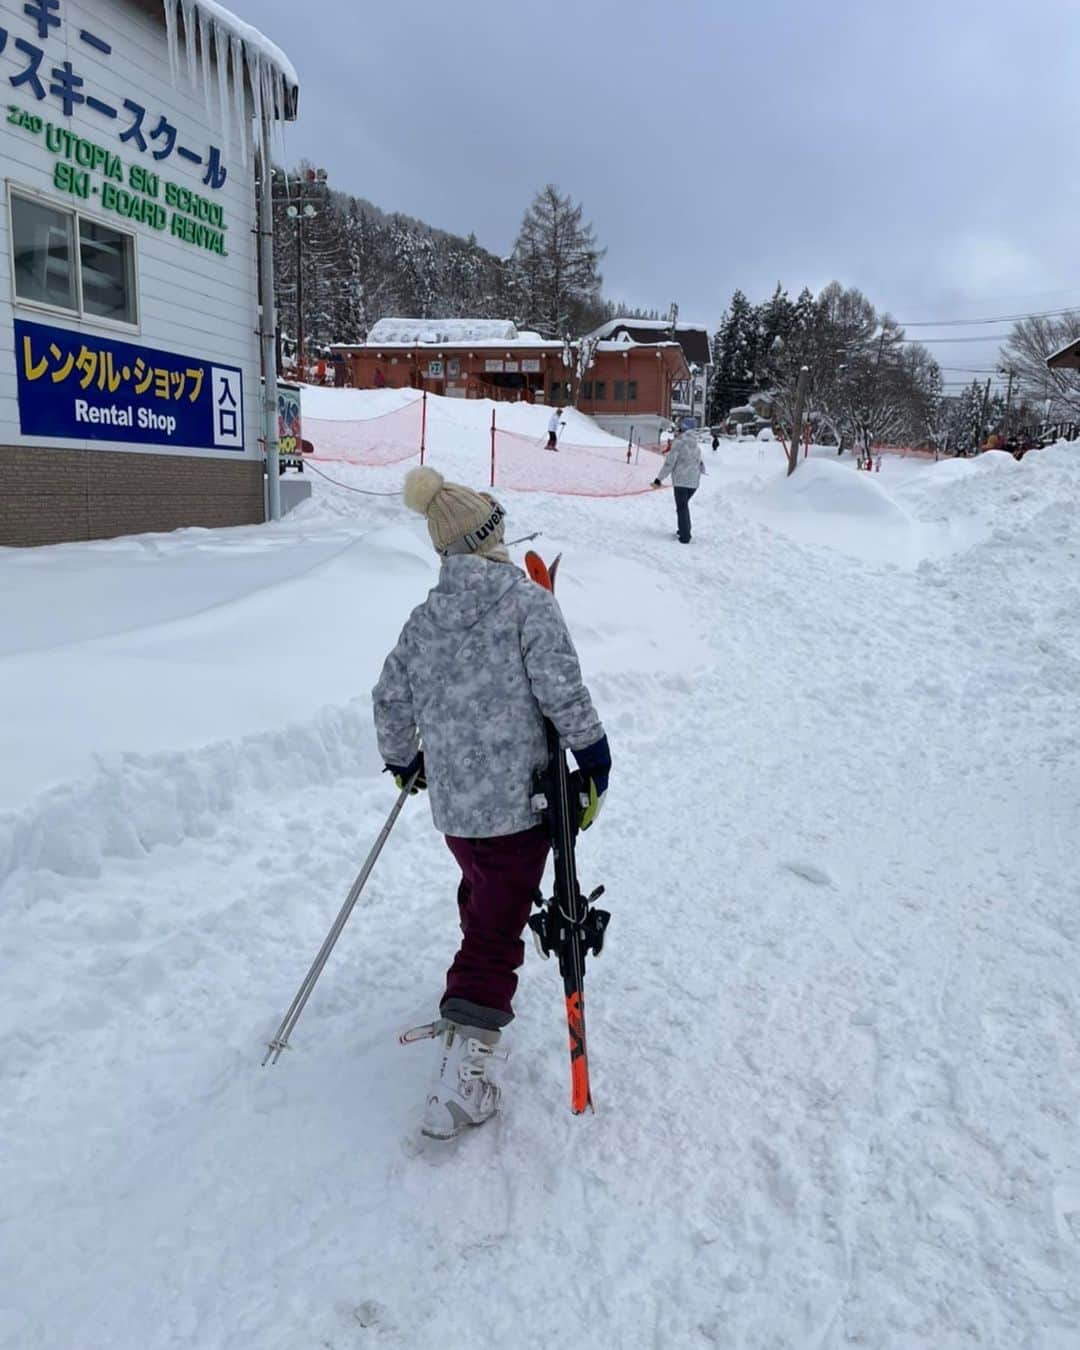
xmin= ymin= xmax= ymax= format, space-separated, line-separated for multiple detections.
xmin=403 ymin=466 xmax=445 ymax=516
xmin=402 ymin=466 xmax=508 ymax=560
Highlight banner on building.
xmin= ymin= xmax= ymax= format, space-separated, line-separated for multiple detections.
xmin=277 ymin=381 xmax=302 ymax=466
xmin=15 ymin=318 xmax=244 ymax=452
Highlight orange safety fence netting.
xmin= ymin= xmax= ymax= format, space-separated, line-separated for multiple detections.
xmin=304 ymin=401 xmax=422 ymax=467
xmin=303 ymin=401 xmax=666 ymax=498
xmin=490 ymin=427 xmax=662 ymax=497
xmin=873 ymin=444 xmax=938 ymax=459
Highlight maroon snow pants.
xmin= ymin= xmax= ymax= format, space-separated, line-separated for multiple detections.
xmin=441 ymin=826 xmax=551 ymax=1029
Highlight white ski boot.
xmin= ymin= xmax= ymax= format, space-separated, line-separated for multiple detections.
xmin=401 ymin=1019 xmax=505 ymax=1140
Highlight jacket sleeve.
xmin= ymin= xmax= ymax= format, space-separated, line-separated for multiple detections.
xmin=655 ymin=444 xmax=676 ymax=482
xmin=520 ymin=589 xmax=604 ymax=751
xmin=372 ymin=632 xmax=420 ymax=767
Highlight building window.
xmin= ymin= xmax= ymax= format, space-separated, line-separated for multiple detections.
xmin=615 ymin=380 xmax=625 ymax=402
xmin=79 ymin=219 xmax=137 ymax=324
xmin=12 ymin=194 xmax=76 ymax=311
xmin=10 ymin=190 xmax=138 ymax=326
xmin=551 ymin=381 xmax=562 ymax=401
xmin=582 ymin=380 xmax=593 ymax=399
xmin=594 ymin=380 xmax=607 ymax=401
xmin=628 ymin=380 xmax=638 ymax=401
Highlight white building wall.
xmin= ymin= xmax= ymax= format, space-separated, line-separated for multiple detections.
xmin=0 ymin=0 xmax=261 ymax=459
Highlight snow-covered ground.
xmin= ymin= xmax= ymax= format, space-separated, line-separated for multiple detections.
xmin=2 ymin=394 xmax=1079 ymax=1349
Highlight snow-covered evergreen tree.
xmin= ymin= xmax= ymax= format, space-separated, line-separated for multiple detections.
xmin=509 ymin=185 xmax=605 ymax=338
xmin=710 ymin=290 xmax=762 ymax=418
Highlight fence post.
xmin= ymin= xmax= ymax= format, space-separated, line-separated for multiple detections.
xmin=420 ymin=391 xmax=427 ymax=465
xmin=490 ymin=408 xmax=496 ymax=488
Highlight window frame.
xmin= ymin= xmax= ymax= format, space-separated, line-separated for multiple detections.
xmin=628 ymin=379 xmax=638 ymax=401
xmin=8 ymin=182 xmax=141 ymax=332
xmin=594 ymin=380 xmax=607 ymax=401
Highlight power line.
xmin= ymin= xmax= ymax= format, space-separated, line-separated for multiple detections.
xmin=899 ymin=335 xmax=1011 ymax=344
xmin=896 ymin=303 xmax=1080 ymax=328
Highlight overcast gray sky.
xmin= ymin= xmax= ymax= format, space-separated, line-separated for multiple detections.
xmin=232 ymin=0 xmax=1080 ymax=385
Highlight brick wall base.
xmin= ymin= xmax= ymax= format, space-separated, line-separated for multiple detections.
xmin=0 ymin=446 xmax=265 ymax=547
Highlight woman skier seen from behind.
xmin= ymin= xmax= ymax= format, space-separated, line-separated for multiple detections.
xmin=653 ymin=418 xmax=706 ymax=543
xmin=372 ymin=467 xmax=610 ymax=1139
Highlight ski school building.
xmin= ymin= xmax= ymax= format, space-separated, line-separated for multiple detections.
xmin=331 ymin=318 xmax=693 ymax=438
xmin=0 ymin=0 xmax=298 ymax=547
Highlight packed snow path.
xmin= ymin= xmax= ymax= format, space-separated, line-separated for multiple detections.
xmin=2 ymin=433 xmax=1079 ymax=1349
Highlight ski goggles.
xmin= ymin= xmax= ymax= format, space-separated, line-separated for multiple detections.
xmin=441 ymin=497 xmax=506 ymax=557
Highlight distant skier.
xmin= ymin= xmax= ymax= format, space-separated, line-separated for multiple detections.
xmin=373 ymin=467 xmax=610 ymax=1139
xmin=547 ymin=407 xmax=564 ymax=450
xmin=711 ymin=432 xmax=720 ymax=452
xmin=652 ymin=418 xmax=705 ymax=543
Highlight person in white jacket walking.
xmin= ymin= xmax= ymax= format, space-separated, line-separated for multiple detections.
xmin=546 ymin=407 xmax=564 ymax=450
xmin=653 ymin=421 xmax=705 ymax=543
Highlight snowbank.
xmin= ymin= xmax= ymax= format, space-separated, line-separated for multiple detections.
xmin=3 ymin=417 xmax=1079 ymax=1350
xmin=762 ymin=455 xmax=914 ymax=525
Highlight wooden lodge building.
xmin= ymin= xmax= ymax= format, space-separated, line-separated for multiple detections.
xmin=330 ymin=319 xmax=691 ymax=434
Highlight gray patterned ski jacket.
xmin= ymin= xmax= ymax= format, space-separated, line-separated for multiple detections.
xmin=373 ymin=555 xmax=605 ymax=839
xmin=656 ymin=431 xmax=705 ymax=489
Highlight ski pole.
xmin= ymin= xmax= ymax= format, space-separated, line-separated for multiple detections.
xmin=262 ymin=772 xmax=417 ymax=1065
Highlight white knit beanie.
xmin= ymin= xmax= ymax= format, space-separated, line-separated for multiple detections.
xmin=403 ymin=467 xmax=509 ymax=561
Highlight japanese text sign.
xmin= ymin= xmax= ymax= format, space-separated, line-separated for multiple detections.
xmin=16 ymin=317 xmax=245 ymax=451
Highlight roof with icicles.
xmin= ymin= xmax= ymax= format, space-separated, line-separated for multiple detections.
xmin=154 ymin=1 xmax=299 ymax=123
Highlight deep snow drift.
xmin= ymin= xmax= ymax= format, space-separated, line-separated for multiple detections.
xmin=2 ymin=399 xmax=1078 ymax=1350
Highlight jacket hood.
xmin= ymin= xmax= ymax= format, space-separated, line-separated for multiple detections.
xmin=426 ymin=554 xmax=522 ymax=631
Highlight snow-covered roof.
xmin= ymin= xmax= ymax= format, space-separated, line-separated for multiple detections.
xmin=333 ymin=338 xmax=566 ymax=352
xmin=587 ymin=317 xmax=709 ymax=339
xmin=585 ymin=318 xmax=712 ymax=366
xmin=161 ymin=1 xmax=299 ymax=121
xmin=366 ymin=319 xmax=520 ymax=345
xmin=1046 ymin=335 xmax=1080 ymax=370
xmin=595 ymin=339 xmax=683 ymax=353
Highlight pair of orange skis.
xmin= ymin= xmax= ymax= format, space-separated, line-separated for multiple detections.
xmin=524 ymin=551 xmax=611 ymax=1115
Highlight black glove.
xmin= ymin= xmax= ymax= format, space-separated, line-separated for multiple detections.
xmin=652 ymin=478 xmax=662 ymax=487
xmin=571 ymin=736 xmax=611 ymax=830
xmin=385 ymin=751 xmax=426 ymax=794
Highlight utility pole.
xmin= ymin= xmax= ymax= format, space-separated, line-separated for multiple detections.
xmin=788 ymin=365 xmax=810 ymax=477
xmin=295 ymin=218 xmax=304 ymax=382
xmin=1002 ymin=367 xmax=1015 ymax=443
xmin=285 ymin=167 xmax=327 ymax=382
xmin=981 ymin=377 xmax=992 ymax=450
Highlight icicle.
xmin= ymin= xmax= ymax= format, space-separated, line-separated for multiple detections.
xmin=181 ymin=0 xmax=197 ymax=91
xmin=214 ymin=22 xmax=230 ymax=155
xmin=250 ymin=51 xmax=264 ymax=167
xmin=261 ymin=60 xmax=275 ymax=167
xmin=274 ymin=69 xmax=289 ymax=167
xmin=198 ymin=9 xmax=213 ymax=122
xmin=163 ymin=0 xmax=179 ymax=86
xmin=231 ymin=34 xmax=247 ymax=168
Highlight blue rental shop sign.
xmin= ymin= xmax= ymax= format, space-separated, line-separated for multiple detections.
xmin=15 ymin=317 xmax=244 ymax=452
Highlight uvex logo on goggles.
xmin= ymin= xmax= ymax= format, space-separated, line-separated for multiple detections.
xmin=443 ymin=501 xmax=506 ymax=556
